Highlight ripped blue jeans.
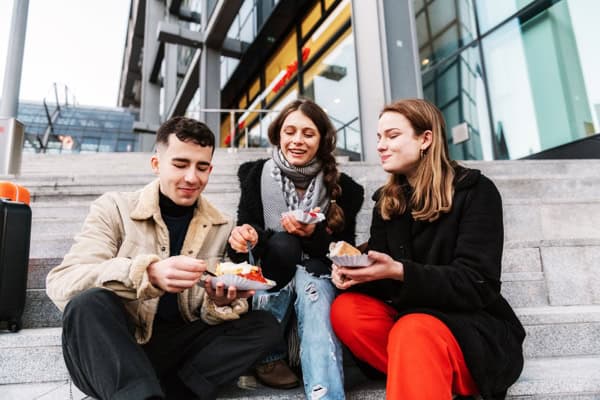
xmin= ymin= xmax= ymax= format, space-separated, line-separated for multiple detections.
xmin=253 ymin=266 xmax=345 ymax=400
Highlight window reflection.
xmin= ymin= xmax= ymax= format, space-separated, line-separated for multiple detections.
xmin=415 ymin=0 xmax=477 ymax=71
xmin=303 ymin=31 xmax=361 ymax=157
xmin=423 ymin=45 xmax=492 ymax=160
xmin=475 ymin=0 xmax=534 ymax=34
xmin=482 ymin=0 xmax=598 ymax=158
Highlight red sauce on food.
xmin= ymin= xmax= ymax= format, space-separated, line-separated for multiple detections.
xmin=240 ymin=268 xmax=268 ymax=283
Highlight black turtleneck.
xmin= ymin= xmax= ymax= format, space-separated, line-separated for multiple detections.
xmin=155 ymin=191 xmax=195 ymax=322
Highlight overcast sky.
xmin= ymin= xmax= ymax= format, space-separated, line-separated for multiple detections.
xmin=0 ymin=0 xmax=130 ymax=108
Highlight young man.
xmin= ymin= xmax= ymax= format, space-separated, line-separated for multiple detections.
xmin=46 ymin=117 xmax=280 ymax=400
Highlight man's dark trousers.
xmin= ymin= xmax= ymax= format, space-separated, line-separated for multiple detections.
xmin=62 ymin=288 xmax=281 ymax=400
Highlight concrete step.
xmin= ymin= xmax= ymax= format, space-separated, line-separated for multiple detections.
xmin=502 ymin=272 xmax=548 ymax=308
xmin=516 ymin=305 xmax=600 ymax=358
xmin=19 ymin=279 xmax=600 ymax=359
xmin=18 ymin=166 xmax=600 ymax=204
xmin=2 ymin=327 xmax=600 ymax=399
xmin=507 ymin=355 xmax=600 ymax=399
xmin=27 ymin=198 xmax=600 ymax=248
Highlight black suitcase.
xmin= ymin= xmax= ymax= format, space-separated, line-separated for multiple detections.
xmin=0 ymin=198 xmax=32 ymax=332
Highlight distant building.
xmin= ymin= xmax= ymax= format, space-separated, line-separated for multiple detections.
xmin=119 ymin=0 xmax=600 ymax=160
xmin=18 ymin=101 xmax=138 ymax=153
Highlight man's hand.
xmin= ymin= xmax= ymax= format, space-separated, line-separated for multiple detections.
xmin=281 ymin=213 xmax=316 ymax=237
xmin=331 ymin=250 xmax=404 ymax=290
xmin=203 ymin=278 xmax=255 ymax=306
xmin=229 ymin=224 xmax=258 ymax=253
xmin=147 ymin=255 xmax=206 ymax=293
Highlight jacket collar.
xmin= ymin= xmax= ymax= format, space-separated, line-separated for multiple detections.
xmin=130 ymin=179 xmax=228 ymax=225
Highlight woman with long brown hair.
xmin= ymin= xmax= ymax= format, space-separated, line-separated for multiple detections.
xmin=228 ymin=98 xmax=363 ymax=399
xmin=330 ymin=98 xmax=525 ymax=399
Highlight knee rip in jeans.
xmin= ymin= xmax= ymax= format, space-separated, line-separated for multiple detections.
xmin=310 ymin=384 xmax=328 ymax=400
xmin=304 ymin=282 xmax=319 ymax=302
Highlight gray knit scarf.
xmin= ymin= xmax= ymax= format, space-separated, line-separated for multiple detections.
xmin=261 ymin=149 xmax=329 ymax=231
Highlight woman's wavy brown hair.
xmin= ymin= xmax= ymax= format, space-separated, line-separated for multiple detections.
xmin=268 ymin=98 xmax=345 ymax=232
xmin=377 ymin=99 xmax=456 ymax=222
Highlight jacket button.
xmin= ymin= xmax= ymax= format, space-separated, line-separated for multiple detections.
xmin=188 ymin=250 xmax=193 ymax=255
xmin=161 ymin=246 xmax=166 ymax=252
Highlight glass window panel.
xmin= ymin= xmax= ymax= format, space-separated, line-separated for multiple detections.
xmin=302 ymin=2 xmax=322 ymax=39
xmin=248 ymin=78 xmax=261 ymax=103
xmin=416 ymin=0 xmax=476 ymax=69
xmin=239 ymin=9 xmax=255 ymax=43
xmin=475 ymin=0 xmax=535 ymax=34
xmin=416 ymin=12 xmax=429 ymax=48
xmin=239 ymin=0 xmax=254 ymax=23
xmin=432 ymin=25 xmax=459 ymax=61
xmin=305 ymin=0 xmax=351 ymax=65
xmin=429 ymin=0 xmax=456 ymax=35
xmin=413 ymin=0 xmax=425 ymax=13
xmin=303 ymin=29 xmax=361 ymax=156
xmin=422 ymin=45 xmax=493 ymax=160
xmin=265 ymin=31 xmax=298 ymax=104
xmin=482 ymin=0 xmax=598 ymax=159
xmin=435 ymin=63 xmax=459 ymax=106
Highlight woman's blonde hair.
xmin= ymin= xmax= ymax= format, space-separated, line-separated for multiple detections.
xmin=377 ymin=99 xmax=456 ymax=222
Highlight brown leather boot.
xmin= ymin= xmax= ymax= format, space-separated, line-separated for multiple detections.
xmin=255 ymin=360 xmax=300 ymax=389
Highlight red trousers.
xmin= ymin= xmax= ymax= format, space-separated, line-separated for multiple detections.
xmin=331 ymin=292 xmax=478 ymax=399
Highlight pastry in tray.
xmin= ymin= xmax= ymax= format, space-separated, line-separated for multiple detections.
xmin=210 ymin=261 xmax=276 ymax=290
xmin=328 ymin=241 xmax=371 ymax=267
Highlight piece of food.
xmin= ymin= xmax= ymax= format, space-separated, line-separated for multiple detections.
xmin=215 ymin=262 xmax=268 ymax=284
xmin=329 ymin=241 xmax=362 ymax=257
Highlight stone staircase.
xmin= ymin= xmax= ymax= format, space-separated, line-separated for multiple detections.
xmin=1 ymin=150 xmax=599 ymax=399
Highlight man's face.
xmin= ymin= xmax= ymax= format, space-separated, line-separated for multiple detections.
xmin=151 ymin=134 xmax=213 ymax=206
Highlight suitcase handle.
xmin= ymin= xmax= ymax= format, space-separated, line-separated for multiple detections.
xmin=0 ymin=181 xmax=30 ymax=205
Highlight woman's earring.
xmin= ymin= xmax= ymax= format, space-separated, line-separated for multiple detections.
xmin=420 ymin=149 xmax=425 ymax=159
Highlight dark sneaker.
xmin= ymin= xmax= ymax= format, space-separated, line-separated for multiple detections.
xmin=255 ymin=360 xmax=301 ymax=389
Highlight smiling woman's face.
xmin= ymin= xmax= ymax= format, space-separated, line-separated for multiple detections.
xmin=279 ymin=110 xmax=321 ymax=166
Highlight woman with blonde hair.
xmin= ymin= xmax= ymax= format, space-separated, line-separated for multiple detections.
xmin=330 ymin=98 xmax=525 ymax=399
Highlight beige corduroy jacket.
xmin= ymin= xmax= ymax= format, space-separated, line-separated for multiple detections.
xmin=46 ymin=179 xmax=235 ymax=343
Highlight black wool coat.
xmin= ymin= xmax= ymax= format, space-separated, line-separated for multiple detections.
xmin=227 ymin=159 xmax=364 ymax=270
xmin=355 ymin=167 xmax=525 ymax=399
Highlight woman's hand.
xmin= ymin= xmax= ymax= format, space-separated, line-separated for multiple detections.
xmin=331 ymin=250 xmax=404 ymax=290
xmin=281 ymin=213 xmax=316 ymax=237
xmin=228 ymin=224 xmax=258 ymax=253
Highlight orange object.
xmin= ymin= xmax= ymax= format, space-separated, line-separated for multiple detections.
xmin=0 ymin=181 xmax=31 ymax=205
xmin=331 ymin=293 xmax=478 ymax=399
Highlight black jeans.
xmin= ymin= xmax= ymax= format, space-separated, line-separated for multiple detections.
xmin=62 ymin=288 xmax=280 ymax=400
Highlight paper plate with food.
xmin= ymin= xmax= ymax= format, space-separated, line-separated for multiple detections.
xmin=328 ymin=241 xmax=371 ymax=267
xmin=210 ymin=261 xmax=276 ymax=291
xmin=284 ymin=209 xmax=326 ymax=224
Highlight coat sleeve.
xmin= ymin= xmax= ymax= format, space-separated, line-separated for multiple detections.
xmin=394 ymin=177 xmax=504 ymax=311
xmin=226 ymin=160 xmax=274 ymax=263
xmin=367 ymin=191 xmax=389 ymax=253
xmin=46 ymin=194 xmax=162 ymax=311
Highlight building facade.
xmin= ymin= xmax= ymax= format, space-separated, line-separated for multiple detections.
xmin=119 ymin=0 xmax=600 ymax=161
xmin=18 ymin=101 xmax=138 ymax=153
